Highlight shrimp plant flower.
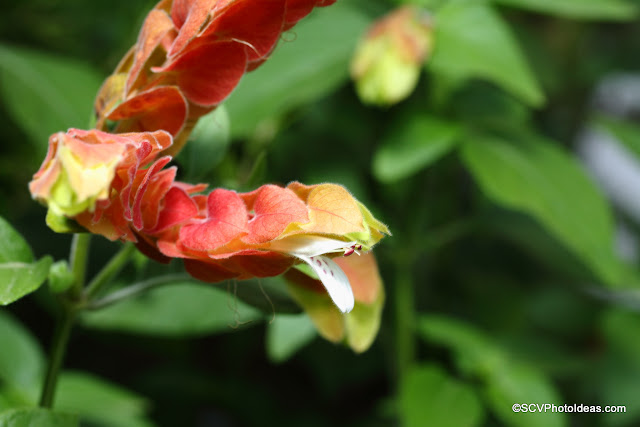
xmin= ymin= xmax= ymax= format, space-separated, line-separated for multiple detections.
xmin=29 ymin=130 xmax=389 ymax=319
xmin=28 ymin=0 xmax=391 ymax=352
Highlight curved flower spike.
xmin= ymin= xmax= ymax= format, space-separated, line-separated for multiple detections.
xmin=29 ymin=129 xmax=390 ymax=317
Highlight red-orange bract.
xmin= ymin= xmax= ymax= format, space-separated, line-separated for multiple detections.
xmin=94 ymin=0 xmax=337 ymax=156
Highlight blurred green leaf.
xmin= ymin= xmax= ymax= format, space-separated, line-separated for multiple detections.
xmin=419 ymin=314 xmax=505 ymax=377
xmin=0 ymin=44 xmax=103 ymax=158
xmin=595 ymin=115 xmax=640 ymax=160
xmin=461 ymin=135 xmax=622 ymax=286
xmin=82 ymin=282 xmax=262 ymax=336
xmin=602 ymin=309 xmax=640 ymax=360
xmin=372 ymin=115 xmax=460 ymax=182
xmin=55 ymin=371 xmax=151 ymax=427
xmin=266 ymin=313 xmax=316 ymax=363
xmin=0 ymin=217 xmax=51 ymax=305
xmin=0 ymin=408 xmax=77 ymax=427
xmin=0 ymin=256 xmax=53 ymax=306
xmin=0 ymin=394 xmax=9 ymax=410
xmin=493 ymin=0 xmax=638 ymax=20
xmin=487 ymin=211 xmax=598 ymax=282
xmin=225 ymin=2 xmax=371 ymax=137
xmin=0 ymin=217 xmax=33 ymax=264
xmin=484 ymin=363 xmax=566 ymax=427
xmin=430 ymin=2 xmax=544 ymax=106
xmin=175 ymin=106 xmax=231 ymax=181
xmin=419 ymin=315 xmax=567 ymax=427
xmin=400 ymin=364 xmax=484 ymax=427
xmin=0 ymin=312 xmax=44 ymax=395
xmin=598 ymin=309 xmax=640 ymax=426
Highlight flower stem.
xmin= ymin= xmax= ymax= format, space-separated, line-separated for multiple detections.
xmin=87 ymin=273 xmax=191 ymax=310
xmin=39 ymin=233 xmax=91 ymax=408
xmin=39 ymin=307 xmax=76 ymax=408
xmin=69 ymin=233 xmax=91 ymax=298
xmin=84 ymin=242 xmax=136 ymax=300
xmin=394 ymin=262 xmax=415 ymax=391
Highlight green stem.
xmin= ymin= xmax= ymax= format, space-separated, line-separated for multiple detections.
xmin=69 ymin=233 xmax=91 ymax=298
xmin=395 ymin=258 xmax=415 ymax=391
xmin=39 ymin=308 xmax=76 ymax=408
xmin=87 ymin=273 xmax=191 ymax=310
xmin=84 ymin=242 xmax=136 ymax=300
xmin=39 ymin=232 xmax=91 ymax=407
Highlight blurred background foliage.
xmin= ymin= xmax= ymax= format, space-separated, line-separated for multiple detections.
xmin=3 ymin=0 xmax=640 ymax=425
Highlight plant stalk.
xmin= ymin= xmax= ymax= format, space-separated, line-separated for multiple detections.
xmin=84 ymin=242 xmax=136 ymax=300
xmin=394 ymin=257 xmax=415 ymax=391
xmin=69 ymin=233 xmax=91 ymax=298
xmin=87 ymin=273 xmax=191 ymax=310
xmin=39 ymin=308 xmax=76 ymax=408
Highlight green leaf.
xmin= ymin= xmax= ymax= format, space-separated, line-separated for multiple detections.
xmin=461 ymin=135 xmax=623 ymax=286
xmin=0 ymin=256 xmax=53 ymax=306
xmin=419 ymin=315 xmax=505 ymax=377
xmin=400 ymin=364 xmax=484 ymax=427
xmin=430 ymin=2 xmax=544 ymax=106
xmin=0 ymin=217 xmax=33 ymax=264
xmin=55 ymin=372 xmax=151 ymax=427
xmin=484 ymin=363 xmax=566 ymax=427
xmin=373 ymin=115 xmax=460 ymax=182
xmin=598 ymin=309 xmax=640 ymax=426
xmin=601 ymin=309 xmax=640 ymax=363
xmin=175 ymin=106 xmax=231 ymax=180
xmin=82 ymin=282 xmax=262 ymax=336
xmin=595 ymin=114 xmax=640 ymax=160
xmin=0 ymin=44 xmax=103 ymax=159
xmin=225 ymin=2 xmax=371 ymax=137
xmin=493 ymin=0 xmax=638 ymax=20
xmin=0 ymin=408 xmax=77 ymax=427
xmin=266 ymin=313 xmax=316 ymax=363
xmin=419 ymin=316 xmax=567 ymax=427
xmin=0 ymin=312 xmax=44 ymax=394
xmin=487 ymin=211 xmax=598 ymax=282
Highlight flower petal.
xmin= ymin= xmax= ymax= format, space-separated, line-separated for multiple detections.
xmin=268 ymin=235 xmax=353 ymax=257
xmin=296 ymin=254 xmax=354 ymax=313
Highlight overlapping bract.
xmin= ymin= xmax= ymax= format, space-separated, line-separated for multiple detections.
xmin=95 ymin=0 xmax=336 ymax=155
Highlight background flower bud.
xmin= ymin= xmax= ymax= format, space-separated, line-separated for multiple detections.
xmin=350 ymin=6 xmax=433 ymax=106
